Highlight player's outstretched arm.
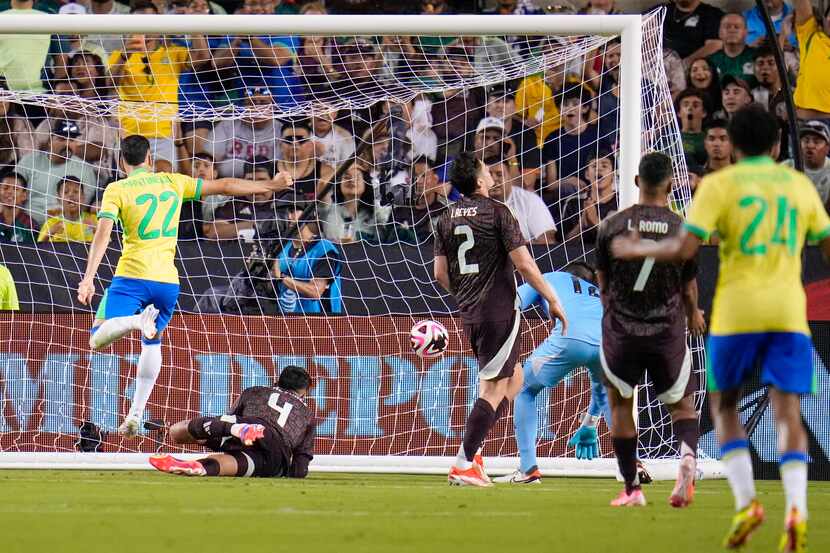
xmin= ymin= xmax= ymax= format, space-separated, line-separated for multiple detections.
xmin=611 ymin=229 xmax=702 ymax=263
xmin=77 ymin=218 xmax=115 ymax=306
xmin=509 ymin=246 xmax=568 ymax=335
xmin=201 ymin=171 xmax=294 ymax=198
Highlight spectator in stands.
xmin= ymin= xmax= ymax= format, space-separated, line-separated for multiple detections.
xmin=567 ymin=151 xmax=617 ymax=242
xmin=0 ymin=262 xmax=19 ymax=310
xmin=542 ymin=88 xmax=612 ymax=201
xmin=108 ymin=1 xmax=209 ymax=172
xmin=207 ymin=84 xmax=281 ymax=178
xmin=312 ymin=110 xmax=356 ymax=168
xmin=686 ymin=57 xmax=722 ymax=112
xmin=296 ymin=34 xmax=337 ymax=100
xmin=326 ymin=37 xmax=383 ymax=103
xmin=271 ymin=209 xmax=342 ymax=314
xmin=203 ymin=157 xmax=285 ymax=240
xmin=486 ymin=156 xmax=557 ymax=244
xmin=657 ymin=0 xmax=724 ymax=65
xmin=793 ymin=0 xmax=830 ymax=121
xmin=473 ymin=117 xmax=508 ymax=161
xmin=319 ymin=163 xmax=389 ymax=243
xmin=276 ymin=119 xmax=334 ymax=203
xmin=389 ymin=155 xmax=449 ymax=244
xmin=430 ymin=79 xmax=486 ymax=159
xmin=595 ymin=39 xmax=622 ymax=141
xmin=37 ymin=175 xmax=96 ymax=242
xmin=17 ymin=120 xmax=97 ymax=225
xmin=378 ymin=35 xmax=420 ymax=86
xmin=751 ymin=46 xmax=783 ymax=109
xmin=82 ymin=0 xmax=132 ymax=56
xmin=664 ymin=48 xmax=687 ymax=98
xmin=0 ymin=170 xmax=37 ymax=243
xmin=702 ymin=118 xmax=733 ymax=173
xmin=744 ymin=0 xmax=796 ymax=48
xmin=0 ymin=81 xmax=36 ymax=167
xmin=515 ymin=61 xmax=566 ymax=146
xmin=0 ymin=0 xmax=51 ymax=92
xmin=676 ymin=88 xmax=710 ymax=165
xmin=707 ymin=13 xmax=756 ymax=82
xmin=193 ymin=152 xmax=227 ymax=225
xmin=68 ymin=50 xmax=114 ymax=101
xmin=714 ymin=75 xmax=753 ymax=120
xmin=484 ymin=85 xmax=542 ymax=189
xmin=783 ymin=120 xmax=830 ymax=203
xmin=407 ymin=95 xmax=439 ymax=163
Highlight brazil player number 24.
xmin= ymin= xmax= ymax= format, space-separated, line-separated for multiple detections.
xmin=739 ymin=195 xmax=797 ymax=256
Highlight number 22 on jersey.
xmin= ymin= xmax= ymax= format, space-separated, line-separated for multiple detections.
xmin=135 ymin=191 xmax=180 ymax=240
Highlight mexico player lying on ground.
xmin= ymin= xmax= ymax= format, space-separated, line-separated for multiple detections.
xmin=150 ymin=365 xmax=315 ymax=478
xmin=496 ymin=263 xmax=610 ymax=485
xmin=76 ymin=135 xmax=293 ymax=438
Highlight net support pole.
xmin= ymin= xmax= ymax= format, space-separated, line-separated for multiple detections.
xmin=617 ymin=16 xmax=643 ymax=210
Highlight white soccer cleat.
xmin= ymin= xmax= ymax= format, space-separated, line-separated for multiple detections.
xmin=138 ymin=304 xmax=159 ymax=341
xmin=669 ymin=455 xmax=696 ymax=508
xmin=118 ymin=415 xmax=141 ymax=438
xmin=492 ymin=468 xmax=542 ymax=484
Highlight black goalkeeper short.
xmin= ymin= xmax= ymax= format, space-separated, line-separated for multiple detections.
xmin=203 ymin=416 xmax=287 ymax=477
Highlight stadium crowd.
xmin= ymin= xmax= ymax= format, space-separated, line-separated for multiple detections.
xmin=0 ymin=0 xmax=829 ymax=313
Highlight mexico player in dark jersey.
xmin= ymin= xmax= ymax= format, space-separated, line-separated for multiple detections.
xmin=595 ymin=152 xmax=706 ymax=507
xmin=149 ymin=365 xmax=315 ymax=478
xmin=433 ymin=151 xmax=567 ymax=487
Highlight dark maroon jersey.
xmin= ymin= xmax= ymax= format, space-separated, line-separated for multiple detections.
xmin=229 ymin=385 xmax=315 ymax=476
xmin=596 ymin=204 xmax=697 ymax=336
xmin=433 ymin=195 xmax=527 ymax=323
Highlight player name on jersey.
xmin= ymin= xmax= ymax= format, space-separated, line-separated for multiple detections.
xmin=628 ymin=219 xmax=670 ymax=234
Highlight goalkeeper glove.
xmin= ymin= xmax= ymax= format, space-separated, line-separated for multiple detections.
xmin=567 ymin=426 xmax=599 ymax=460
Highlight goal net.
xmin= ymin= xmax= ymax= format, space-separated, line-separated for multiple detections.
xmin=0 ymin=11 xmax=714 ymax=476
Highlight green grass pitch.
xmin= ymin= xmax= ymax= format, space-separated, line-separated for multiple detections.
xmin=1 ymin=471 xmax=827 ymax=552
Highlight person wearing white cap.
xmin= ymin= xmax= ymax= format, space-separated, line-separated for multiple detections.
xmin=782 ymin=120 xmax=830 ymax=203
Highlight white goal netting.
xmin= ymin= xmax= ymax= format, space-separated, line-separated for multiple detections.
xmin=0 ymin=11 xmax=709 ymax=473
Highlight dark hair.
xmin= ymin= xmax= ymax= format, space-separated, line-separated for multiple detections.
xmin=685 ymin=58 xmax=722 ymax=112
xmin=482 ymin=155 xmax=507 ymax=169
xmin=68 ymin=50 xmax=111 ymax=98
xmin=277 ymin=365 xmax=311 ymax=392
xmin=243 ymin=156 xmax=275 ymax=179
xmin=130 ymin=0 xmax=158 ymax=13
xmin=0 ymin=168 xmax=27 ymax=187
xmin=282 ymin=118 xmax=312 ymax=136
xmin=728 ymin=104 xmax=779 ymax=156
xmin=450 ymin=151 xmax=482 ymax=196
xmin=57 ymin=175 xmax=82 ymax=194
xmin=674 ymin=87 xmax=712 ymax=115
xmin=753 ymin=45 xmax=776 ymax=61
xmin=586 ymin=147 xmax=615 ymax=166
xmin=704 ymin=117 xmax=729 ymax=134
xmin=563 ymin=260 xmax=596 ymax=284
xmin=193 ymin=151 xmax=215 ymax=164
xmin=121 ymin=135 xmax=151 ymax=166
xmin=637 ymin=152 xmax=673 ymax=190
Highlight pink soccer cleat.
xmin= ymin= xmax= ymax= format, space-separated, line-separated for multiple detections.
xmin=610 ymin=487 xmax=647 ymax=507
xmin=669 ymin=455 xmax=697 ymax=508
xmin=448 ymin=465 xmax=493 ymax=487
xmin=149 ymin=454 xmax=206 ymax=476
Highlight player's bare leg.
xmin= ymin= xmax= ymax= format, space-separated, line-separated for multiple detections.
xmin=607 ymin=387 xmax=646 ymax=506
xmin=89 ymin=304 xmax=159 ymax=350
xmin=769 ymin=388 xmax=808 ymax=553
xmin=168 ymin=417 xmax=266 ymax=447
xmin=666 ymin=395 xmax=699 ymax=508
xmin=710 ymin=389 xmax=765 ymax=548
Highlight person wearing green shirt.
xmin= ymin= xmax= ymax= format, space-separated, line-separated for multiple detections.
xmin=0 ymin=263 xmax=19 ymax=310
xmin=708 ymin=13 xmax=757 ymax=86
xmin=0 ymin=169 xmax=38 ymax=243
xmin=0 ymin=0 xmax=51 ymax=92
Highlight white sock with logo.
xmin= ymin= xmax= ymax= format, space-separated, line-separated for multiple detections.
xmin=127 ymin=342 xmax=162 ymax=420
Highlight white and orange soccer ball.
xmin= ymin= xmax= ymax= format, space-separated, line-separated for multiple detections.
xmin=409 ymin=319 xmax=449 ymax=358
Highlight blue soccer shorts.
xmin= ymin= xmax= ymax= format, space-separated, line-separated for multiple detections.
xmin=95 ymin=276 xmax=180 ymax=343
xmin=706 ymin=332 xmax=815 ymax=395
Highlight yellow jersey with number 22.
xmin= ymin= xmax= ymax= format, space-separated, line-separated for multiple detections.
xmin=97 ymin=168 xmax=202 ymax=285
xmin=684 ymin=156 xmax=830 ymax=335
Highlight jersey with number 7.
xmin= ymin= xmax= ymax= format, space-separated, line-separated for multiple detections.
xmin=684 ymin=157 xmax=830 ymax=335
xmin=97 ymin=168 xmax=202 ymax=284
xmin=595 ymin=204 xmax=697 ymax=337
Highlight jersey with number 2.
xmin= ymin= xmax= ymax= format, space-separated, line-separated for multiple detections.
xmin=433 ymin=194 xmax=527 ymax=323
xmin=596 ymin=204 xmax=697 ymax=336
xmin=97 ymin=168 xmax=203 ymax=285
xmin=684 ymin=157 xmax=830 ymax=335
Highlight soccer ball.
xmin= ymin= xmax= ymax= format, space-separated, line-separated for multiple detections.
xmin=410 ymin=319 xmax=449 ymax=358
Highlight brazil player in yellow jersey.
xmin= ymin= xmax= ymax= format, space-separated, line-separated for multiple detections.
xmin=613 ymin=106 xmax=830 ymax=552
xmin=77 ymin=135 xmax=293 ymax=437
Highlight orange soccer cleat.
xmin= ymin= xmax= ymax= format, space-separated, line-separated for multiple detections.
xmin=669 ymin=455 xmax=697 ymax=508
xmin=149 ymin=454 xmax=206 ymax=477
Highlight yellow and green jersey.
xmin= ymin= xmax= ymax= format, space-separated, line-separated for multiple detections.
xmin=685 ymin=156 xmax=830 ymax=335
xmin=97 ymin=168 xmax=202 ymax=284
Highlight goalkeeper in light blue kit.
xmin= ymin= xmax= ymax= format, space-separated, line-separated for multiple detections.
xmin=496 ymin=262 xmax=609 ymax=484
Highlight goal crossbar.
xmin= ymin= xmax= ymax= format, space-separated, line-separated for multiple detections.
xmin=0 ymin=13 xmax=642 ymax=207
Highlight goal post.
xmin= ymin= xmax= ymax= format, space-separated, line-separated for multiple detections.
xmin=0 ymin=11 xmax=716 ymax=478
